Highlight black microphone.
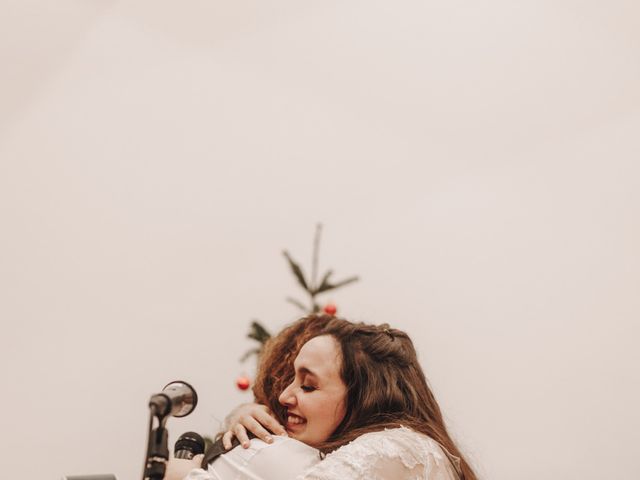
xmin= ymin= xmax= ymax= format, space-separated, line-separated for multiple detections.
xmin=149 ymin=380 xmax=198 ymax=418
xmin=174 ymin=431 xmax=205 ymax=459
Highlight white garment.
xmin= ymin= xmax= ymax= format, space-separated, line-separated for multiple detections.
xmin=185 ymin=427 xmax=461 ymax=480
xmin=300 ymin=427 xmax=462 ymax=480
xmin=184 ymin=436 xmax=320 ymax=480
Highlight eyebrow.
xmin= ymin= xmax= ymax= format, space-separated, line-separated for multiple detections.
xmin=297 ymin=366 xmax=318 ymax=378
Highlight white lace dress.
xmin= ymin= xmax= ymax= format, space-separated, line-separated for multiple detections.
xmin=185 ymin=427 xmax=461 ymax=480
xmin=300 ymin=427 xmax=462 ymax=480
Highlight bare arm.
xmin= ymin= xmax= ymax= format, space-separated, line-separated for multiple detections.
xmin=163 ymin=456 xmax=203 ymax=480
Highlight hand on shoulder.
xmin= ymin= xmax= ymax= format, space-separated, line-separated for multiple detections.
xmin=221 ymin=402 xmax=287 ymax=450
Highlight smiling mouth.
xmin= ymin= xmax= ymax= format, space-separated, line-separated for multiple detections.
xmin=286 ymin=413 xmax=307 ymax=429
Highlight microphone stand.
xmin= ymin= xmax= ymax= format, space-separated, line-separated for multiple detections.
xmin=141 ymin=381 xmax=197 ymax=480
xmin=143 ymin=403 xmax=170 ymax=480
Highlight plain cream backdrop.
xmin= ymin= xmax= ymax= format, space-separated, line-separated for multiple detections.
xmin=1 ymin=1 xmax=639 ymax=479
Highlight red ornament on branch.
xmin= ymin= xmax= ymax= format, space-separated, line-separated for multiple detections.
xmin=323 ymin=303 xmax=337 ymax=315
xmin=236 ymin=375 xmax=251 ymax=391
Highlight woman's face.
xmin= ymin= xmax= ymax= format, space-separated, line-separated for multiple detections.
xmin=278 ymin=335 xmax=347 ymax=447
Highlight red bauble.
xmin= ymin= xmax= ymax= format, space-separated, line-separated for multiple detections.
xmin=323 ymin=303 xmax=337 ymax=315
xmin=236 ymin=376 xmax=251 ymax=391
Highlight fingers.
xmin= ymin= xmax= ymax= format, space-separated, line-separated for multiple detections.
xmin=221 ymin=403 xmax=288 ymax=451
xmin=225 ymin=402 xmax=261 ymax=427
xmin=253 ymin=409 xmax=287 ymax=437
xmin=222 ymin=424 xmax=250 ymax=450
xmin=233 ymin=423 xmax=251 ymax=448
xmin=222 ymin=430 xmax=234 ymax=450
xmin=241 ymin=415 xmax=275 ymax=444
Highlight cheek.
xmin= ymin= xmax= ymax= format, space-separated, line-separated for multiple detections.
xmin=304 ymin=396 xmax=338 ymax=422
xmin=321 ymin=394 xmax=346 ymax=425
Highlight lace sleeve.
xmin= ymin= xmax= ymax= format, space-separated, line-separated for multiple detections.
xmin=299 ymin=427 xmax=460 ymax=480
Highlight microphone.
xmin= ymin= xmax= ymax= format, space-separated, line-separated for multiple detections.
xmin=174 ymin=431 xmax=205 ymax=459
xmin=149 ymin=380 xmax=198 ymax=418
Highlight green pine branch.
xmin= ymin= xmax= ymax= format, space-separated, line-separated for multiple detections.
xmin=240 ymin=223 xmax=359 ymax=363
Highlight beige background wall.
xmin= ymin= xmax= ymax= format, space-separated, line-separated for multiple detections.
xmin=1 ymin=1 xmax=639 ymax=479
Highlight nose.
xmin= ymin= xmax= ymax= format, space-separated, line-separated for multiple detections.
xmin=278 ymin=381 xmax=296 ymax=407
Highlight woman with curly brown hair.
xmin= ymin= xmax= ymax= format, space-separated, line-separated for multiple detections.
xmin=220 ymin=314 xmax=332 ymax=450
xmin=170 ymin=314 xmax=477 ymax=480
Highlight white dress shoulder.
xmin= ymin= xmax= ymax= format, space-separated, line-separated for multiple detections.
xmin=299 ymin=427 xmax=462 ymax=480
xmin=184 ymin=436 xmax=320 ymax=480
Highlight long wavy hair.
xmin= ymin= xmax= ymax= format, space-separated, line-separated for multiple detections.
xmin=317 ymin=318 xmax=477 ymax=480
xmin=253 ymin=315 xmax=477 ymax=480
